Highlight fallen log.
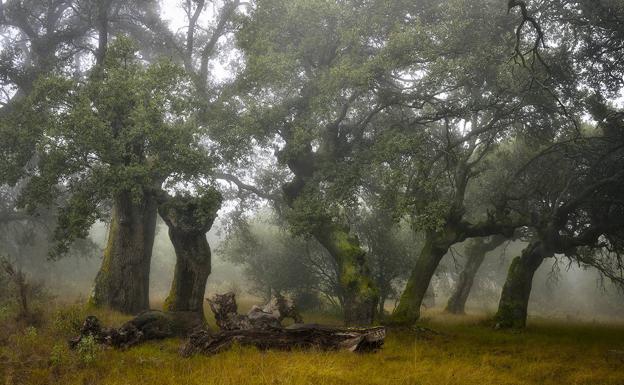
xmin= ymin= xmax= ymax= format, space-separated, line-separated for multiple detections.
xmin=69 ymin=293 xmax=386 ymax=356
xmin=180 ymin=324 xmax=386 ymax=356
xmin=69 ymin=310 xmax=203 ymax=349
xmin=181 ymin=292 xmax=385 ymax=356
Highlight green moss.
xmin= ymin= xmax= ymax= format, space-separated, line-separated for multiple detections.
xmin=163 ymin=281 xmax=176 ymax=312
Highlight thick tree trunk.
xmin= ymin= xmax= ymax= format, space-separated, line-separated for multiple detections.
xmin=390 ymin=231 xmax=452 ymax=325
xmin=158 ymin=192 xmax=221 ymax=319
xmin=494 ymin=241 xmax=548 ymax=329
xmin=446 ymin=235 xmax=506 ymax=314
xmin=91 ymin=191 xmax=158 ymax=314
xmin=163 ymin=229 xmax=211 ymax=314
xmin=313 ymin=224 xmax=378 ymax=326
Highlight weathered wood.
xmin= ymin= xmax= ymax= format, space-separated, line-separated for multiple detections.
xmin=180 ymin=324 xmax=386 ymax=356
xmin=181 ymin=292 xmax=385 ymax=356
xmin=207 ymin=292 xmax=303 ymax=330
xmin=69 ymin=310 xmax=203 ymax=349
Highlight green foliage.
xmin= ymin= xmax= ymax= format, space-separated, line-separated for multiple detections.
xmin=3 ymin=36 xmax=217 ymax=258
xmin=219 ymin=210 xmax=326 ymax=303
xmin=76 ymin=335 xmax=99 ymax=366
xmin=49 ymin=342 xmax=66 ymax=367
xmin=159 ymin=188 xmax=223 ymax=232
xmin=52 ymin=304 xmax=86 ymax=336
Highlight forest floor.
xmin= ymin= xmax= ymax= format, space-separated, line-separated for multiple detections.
xmin=1 ymin=299 xmax=624 ymax=385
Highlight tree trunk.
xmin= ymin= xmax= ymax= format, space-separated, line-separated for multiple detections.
xmin=390 ymin=231 xmax=452 ymax=325
xmin=313 ymin=224 xmax=378 ymax=326
xmin=494 ymin=241 xmax=548 ymax=329
xmin=158 ymin=192 xmax=221 ymax=319
xmin=281 ymin=147 xmax=378 ymax=326
xmin=91 ymin=191 xmax=158 ymax=314
xmin=163 ymin=228 xmax=211 ymax=314
xmin=446 ymin=235 xmax=506 ymax=314
xmin=378 ymin=290 xmax=387 ymax=316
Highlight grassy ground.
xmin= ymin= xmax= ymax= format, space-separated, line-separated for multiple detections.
xmin=1 ymin=301 xmax=624 ymax=385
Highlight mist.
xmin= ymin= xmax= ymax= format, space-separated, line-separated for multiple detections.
xmin=1 ymin=0 xmax=624 ymax=384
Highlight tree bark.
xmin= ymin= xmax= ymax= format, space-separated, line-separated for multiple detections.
xmin=446 ymin=235 xmax=506 ymax=314
xmin=180 ymin=324 xmax=386 ymax=356
xmin=494 ymin=240 xmax=548 ymax=329
xmin=390 ymin=230 xmax=453 ymax=325
xmin=70 ymin=311 xmax=205 ymax=350
xmin=313 ymin=224 xmax=378 ymax=326
xmin=158 ymin=191 xmax=221 ymax=319
xmin=91 ymin=191 xmax=158 ymax=314
xmin=185 ymin=291 xmax=381 ymax=356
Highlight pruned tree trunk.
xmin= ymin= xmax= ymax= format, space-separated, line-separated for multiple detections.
xmin=446 ymin=235 xmax=507 ymax=314
xmin=494 ymin=240 xmax=549 ymax=329
xmin=91 ymin=191 xmax=158 ymax=314
xmin=158 ymin=190 xmax=221 ymax=319
xmin=390 ymin=231 xmax=450 ymax=325
xmin=313 ymin=224 xmax=378 ymax=326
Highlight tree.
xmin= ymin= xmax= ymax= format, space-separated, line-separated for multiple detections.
xmin=492 ymin=127 xmax=624 ymax=328
xmin=235 ymin=0 xmax=405 ymax=325
xmin=352 ymin=199 xmax=418 ymax=316
xmin=5 ymin=37 xmax=214 ymax=313
xmin=445 ymin=235 xmax=508 ymax=314
xmin=159 ymin=189 xmax=222 ymax=318
xmin=491 ymin=0 xmax=624 ymax=328
xmin=219 ymin=210 xmax=330 ymax=306
xmin=361 ymin=0 xmax=543 ymax=325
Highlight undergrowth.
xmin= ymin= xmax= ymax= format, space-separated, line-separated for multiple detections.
xmin=1 ymin=302 xmax=623 ymax=385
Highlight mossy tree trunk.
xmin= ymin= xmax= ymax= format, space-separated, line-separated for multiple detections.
xmin=391 ymin=230 xmax=454 ymax=325
xmin=91 ymin=191 xmax=158 ymax=314
xmin=446 ymin=235 xmax=507 ymax=314
xmin=158 ymin=191 xmax=221 ymax=320
xmin=494 ymin=241 xmax=549 ymax=329
xmin=282 ymin=147 xmax=379 ymax=326
xmin=313 ymin=223 xmax=378 ymax=326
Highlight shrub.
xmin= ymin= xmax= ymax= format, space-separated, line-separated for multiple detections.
xmin=53 ymin=304 xmax=85 ymax=336
xmin=75 ymin=335 xmax=99 ymax=366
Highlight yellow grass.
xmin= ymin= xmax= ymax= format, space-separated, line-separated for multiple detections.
xmin=2 ymin=303 xmax=624 ymax=385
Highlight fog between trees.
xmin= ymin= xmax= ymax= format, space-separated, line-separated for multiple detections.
xmin=1 ymin=0 xmax=624 ymax=329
